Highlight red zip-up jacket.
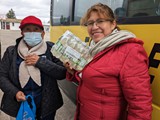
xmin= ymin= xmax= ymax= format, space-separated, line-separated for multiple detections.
xmin=67 ymin=38 xmax=152 ymax=120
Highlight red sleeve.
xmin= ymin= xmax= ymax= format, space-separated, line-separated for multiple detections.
xmin=120 ymin=44 xmax=152 ymax=120
xmin=66 ymin=71 xmax=81 ymax=83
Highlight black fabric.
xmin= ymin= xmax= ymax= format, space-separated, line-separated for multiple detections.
xmin=0 ymin=38 xmax=66 ymax=118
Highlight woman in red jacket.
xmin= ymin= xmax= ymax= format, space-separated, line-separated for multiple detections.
xmin=65 ymin=3 xmax=152 ymax=120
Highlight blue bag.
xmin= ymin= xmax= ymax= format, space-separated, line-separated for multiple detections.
xmin=16 ymin=95 xmax=36 ymax=120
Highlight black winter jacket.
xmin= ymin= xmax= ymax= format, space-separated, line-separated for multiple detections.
xmin=0 ymin=37 xmax=66 ymax=118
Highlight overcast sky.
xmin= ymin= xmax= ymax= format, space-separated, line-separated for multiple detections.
xmin=0 ymin=0 xmax=50 ymax=23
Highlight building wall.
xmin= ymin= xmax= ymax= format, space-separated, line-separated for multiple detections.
xmin=9 ymin=22 xmax=20 ymax=30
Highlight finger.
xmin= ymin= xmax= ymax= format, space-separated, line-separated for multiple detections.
xmin=69 ymin=66 xmax=73 ymax=69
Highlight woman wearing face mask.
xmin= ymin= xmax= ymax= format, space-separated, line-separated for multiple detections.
xmin=64 ymin=3 xmax=152 ymax=120
xmin=0 ymin=15 xmax=66 ymax=120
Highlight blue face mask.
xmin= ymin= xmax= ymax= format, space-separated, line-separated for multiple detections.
xmin=23 ymin=32 xmax=42 ymax=47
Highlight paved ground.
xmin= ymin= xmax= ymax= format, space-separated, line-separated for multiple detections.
xmin=0 ymin=30 xmax=76 ymax=120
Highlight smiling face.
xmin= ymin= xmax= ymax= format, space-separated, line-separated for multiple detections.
xmin=81 ymin=3 xmax=117 ymax=43
xmin=87 ymin=12 xmax=116 ymax=43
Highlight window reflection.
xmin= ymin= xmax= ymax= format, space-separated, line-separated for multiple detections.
xmin=74 ymin=0 xmax=124 ymax=23
xmin=127 ymin=0 xmax=160 ymax=17
xmin=52 ymin=0 xmax=70 ymax=25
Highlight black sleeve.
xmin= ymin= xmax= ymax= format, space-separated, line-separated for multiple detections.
xmin=0 ymin=46 xmax=19 ymax=97
xmin=35 ymin=41 xmax=66 ymax=80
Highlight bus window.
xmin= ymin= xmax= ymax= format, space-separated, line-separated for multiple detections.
xmin=155 ymin=0 xmax=160 ymax=15
xmin=50 ymin=0 xmax=71 ymax=26
xmin=114 ymin=7 xmax=126 ymax=18
xmin=127 ymin=0 xmax=159 ymax=17
xmin=117 ymin=0 xmax=160 ymax=24
xmin=74 ymin=0 xmax=125 ymax=24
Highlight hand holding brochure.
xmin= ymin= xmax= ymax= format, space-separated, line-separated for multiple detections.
xmin=51 ymin=30 xmax=92 ymax=71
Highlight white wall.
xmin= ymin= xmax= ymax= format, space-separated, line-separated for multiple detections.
xmin=9 ymin=22 xmax=20 ymax=30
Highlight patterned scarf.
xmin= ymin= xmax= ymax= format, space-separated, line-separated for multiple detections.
xmin=89 ymin=29 xmax=136 ymax=57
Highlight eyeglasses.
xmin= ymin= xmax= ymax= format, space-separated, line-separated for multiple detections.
xmin=84 ymin=19 xmax=111 ymax=27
